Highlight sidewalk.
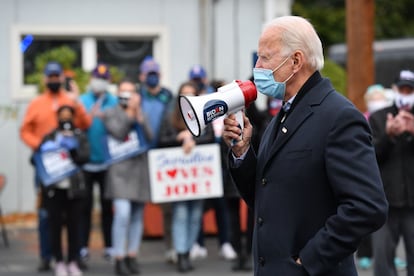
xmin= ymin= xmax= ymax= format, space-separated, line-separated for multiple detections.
xmin=0 ymin=223 xmax=405 ymax=276
xmin=0 ymin=224 xmax=252 ymax=276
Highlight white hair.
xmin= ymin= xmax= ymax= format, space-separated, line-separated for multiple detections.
xmin=264 ymin=16 xmax=324 ymax=71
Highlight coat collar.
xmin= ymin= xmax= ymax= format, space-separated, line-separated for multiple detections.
xmin=257 ymin=74 xmax=335 ymax=175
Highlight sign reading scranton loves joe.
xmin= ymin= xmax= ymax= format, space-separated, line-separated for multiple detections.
xmin=148 ymin=144 xmax=223 ymax=203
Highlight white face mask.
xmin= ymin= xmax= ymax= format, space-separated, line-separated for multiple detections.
xmin=89 ymin=78 xmax=109 ymax=94
xmin=395 ymin=92 xmax=414 ymax=110
xmin=367 ymin=100 xmax=389 ymax=113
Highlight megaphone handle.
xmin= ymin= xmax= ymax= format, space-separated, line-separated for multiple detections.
xmin=230 ymin=110 xmax=244 ymax=147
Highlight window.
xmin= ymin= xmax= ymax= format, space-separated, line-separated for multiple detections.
xmin=97 ymin=39 xmax=153 ymax=79
xmin=23 ymin=38 xmax=82 ymax=84
xmin=11 ymin=25 xmax=168 ymax=99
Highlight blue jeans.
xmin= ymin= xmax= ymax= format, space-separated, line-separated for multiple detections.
xmin=172 ymin=200 xmax=203 ymax=254
xmin=112 ymin=199 xmax=144 ymax=257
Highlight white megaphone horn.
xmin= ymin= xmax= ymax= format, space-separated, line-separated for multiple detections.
xmin=179 ymin=80 xmax=257 ymax=137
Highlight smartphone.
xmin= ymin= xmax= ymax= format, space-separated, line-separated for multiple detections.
xmin=64 ymin=77 xmax=72 ymax=92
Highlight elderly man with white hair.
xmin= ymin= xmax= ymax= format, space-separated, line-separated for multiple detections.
xmin=222 ymin=16 xmax=388 ymax=276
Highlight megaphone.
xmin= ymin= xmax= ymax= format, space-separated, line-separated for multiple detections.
xmin=179 ymin=80 xmax=257 ymax=137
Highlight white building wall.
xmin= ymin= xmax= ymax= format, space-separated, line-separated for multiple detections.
xmin=0 ymin=0 xmax=290 ymax=214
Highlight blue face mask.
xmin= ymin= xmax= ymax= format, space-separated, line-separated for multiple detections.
xmin=253 ymin=56 xmax=294 ymax=100
xmin=146 ymin=73 xmax=160 ymax=88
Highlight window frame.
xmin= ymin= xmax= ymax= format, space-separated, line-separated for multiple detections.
xmin=10 ymin=24 xmax=170 ymax=100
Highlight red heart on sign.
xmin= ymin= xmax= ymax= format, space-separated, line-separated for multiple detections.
xmin=166 ymin=169 xmax=177 ymax=179
xmin=60 ymin=151 xmax=68 ymax=159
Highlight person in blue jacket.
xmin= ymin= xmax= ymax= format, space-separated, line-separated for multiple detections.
xmin=78 ymin=63 xmax=118 ymax=267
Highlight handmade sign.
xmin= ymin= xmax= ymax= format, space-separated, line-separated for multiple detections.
xmin=148 ymin=144 xmax=223 ymax=203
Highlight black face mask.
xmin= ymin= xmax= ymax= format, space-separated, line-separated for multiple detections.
xmin=58 ymin=120 xmax=74 ymax=131
xmin=145 ymin=73 xmax=160 ymax=88
xmin=47 ymin=82 xmax=62 ymax=93
xmin=193 ymin=78 xmax=205 ymax=92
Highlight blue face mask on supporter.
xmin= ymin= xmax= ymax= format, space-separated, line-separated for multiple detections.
xmin=253 ymin=56 xmax=294 ymax=100
xmin=146 ymin=73 xmax=160 ymax=88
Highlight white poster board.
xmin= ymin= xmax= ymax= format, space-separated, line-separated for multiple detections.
xmin=148 ymin=143 xmax=223 ymax=203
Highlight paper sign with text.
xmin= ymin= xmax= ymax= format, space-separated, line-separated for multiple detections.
xmin=148 ymin=144 xmax=223 ymax=203
xmin=33 ymin=148 xmax=78 ymax=186
xmin=103 ymin=124 xmax=149 ymax=165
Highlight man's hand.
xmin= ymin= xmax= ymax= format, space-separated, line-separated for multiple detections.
xmin=398 ymin=109 xmax=414 ymax=135
xmin=66 ymin=79 xmax=80 ymax=101
xmin=90 ymin=98 xmax=104 ymax=119
xmin=177 ymin=130 xmax=195 ymax=154
xmin=296 ymin=258 xmax=302 ymax=265
xmin=223 ymin=112 xmax=252 ymax=157
xmin=386 ymin=113 xmax=405 ymax=137
xmin=125 ymin=93 xmax=140 ymax=119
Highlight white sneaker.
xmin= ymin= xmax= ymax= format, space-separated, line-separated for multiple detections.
xmin=54 ymin=262 xmax=68 ymax=276
xmin=67 ymin=261 xmax=83 ymax=276
xmin=190 ymin=243 xmax=208 ymax=260
xmin=165 ymin=248 xmax=178 ymax=264
xmin=219 ymin=242 xmax=237 ymax=260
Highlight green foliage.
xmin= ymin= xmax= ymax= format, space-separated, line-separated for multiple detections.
xmin=32 ymin=45 xmax=77 ymax=72
xmin=375 ymin=0 xmax=414 ymax=39
xmin=321 ymin=59 xmax=347 ymax=96
xmin=292 ymin=2 xmax=346 ymax=47
xmin=293 ymin=0 xmax=414 ymax=47
xmin=25 ymin=46 xmax=125 ymax=93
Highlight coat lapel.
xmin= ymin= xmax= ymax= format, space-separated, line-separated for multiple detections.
xmin=261 ymin=103 xmax=313 ymax=173
xmin=257 ymin=78 xmax=335 ymax=175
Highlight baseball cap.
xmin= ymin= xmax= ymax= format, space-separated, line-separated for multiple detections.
xmin=92 ymin=63 xmax=111 ymax=79
xmin=395 ymin=70 xmax=414 ymax=88
xmin=189 ymin=65 xmax=206 ymax=79
xmin=139 ymin=57 xmax=160 ymax=74
xmin=44 ymin=61 xmax=62 ymax=76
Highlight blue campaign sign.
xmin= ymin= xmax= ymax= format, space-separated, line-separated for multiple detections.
xmin=103 ymin=124 xmax=149 ymax=165
xmin=32 ymin=148 xmax=79 ymax=187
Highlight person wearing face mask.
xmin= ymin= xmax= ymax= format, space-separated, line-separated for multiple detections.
xmin=356 ymin=84 xmax=394 ymax=270
xmin=78 ymin=63 xmax=118 ymax=267
xmin=36 ymin=105 xmax=90 ymax=276
xmin=158 ymin=81 xmax=215 ymax=273
xmin=188 ymin=65 xmax=214 ymax=95
xmin=363 ymin=84 xmax=393 ymax=119
xmin=138 ymin=57 xmax=172 ymax=150
xmin=222 ymin=16 xmax=388 ymax=275
xmin=369 ymin=69 xmax=414 ymax=276
xmin=102 ymin=79 xmax=152 ymax=275
xmin=137 ymin=57 xmax=174 ymax=262
xmin=20 ymin=61 xmax=91 ymax=272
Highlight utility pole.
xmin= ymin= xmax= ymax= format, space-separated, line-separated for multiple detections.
xmin=346 ymin=0 xmax=375 ymax=112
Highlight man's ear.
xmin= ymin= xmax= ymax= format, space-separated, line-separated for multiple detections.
xmin=292 ymin=51 xmax=304 ymax=72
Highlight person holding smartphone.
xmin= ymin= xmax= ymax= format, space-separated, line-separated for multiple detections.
xmin=20 ymin=61 xmax=91 ymax=272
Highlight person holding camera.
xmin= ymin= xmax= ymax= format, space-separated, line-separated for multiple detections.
xmin=103 ymin=79 xmax=152 ymax=275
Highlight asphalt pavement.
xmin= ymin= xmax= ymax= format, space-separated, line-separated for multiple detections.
xmin=0 ymin=225 xmax=406 ymax=276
